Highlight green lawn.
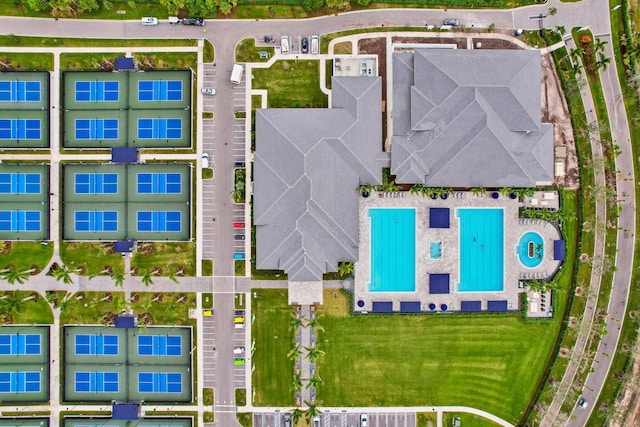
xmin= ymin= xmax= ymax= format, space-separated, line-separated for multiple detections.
xmin=60 ymin=52 xmax=197 ymax=71
xmin=316 ymin=291 xmax=557 ymax=424
xmin=0 ymin=53 xmax=53 ymax=71
xmin=59 ymin=291 xmax=126 ymax=324
xmin=0 ymin=291 xmax=53 ymax=324
xmin=0 ymin=241 xmax=53 ymax=273
xmin=235 ymin=38 xmax=274 ymax=63
xmin=251 ymin=60 xmax=327 ymax=108
xmin=128 ymin=292 xmax=196 ymax=326
xmin=60 ymin=242 xmax=124 ymax=276
xmin=0 ymin=35 xmax=195 ymax=48
xmin=444 ymin=412 xmax=502 ymax=427
xmin=251 ymin=289 xmax=294 ymax=406
xmin=131 ymin=242 xmax=196 ymax=276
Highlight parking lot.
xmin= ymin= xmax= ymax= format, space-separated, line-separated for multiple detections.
xmin=232 ymin=310 xmax=247 ymax=387
xmin=253 ymin=411 xmax=416 ymax=427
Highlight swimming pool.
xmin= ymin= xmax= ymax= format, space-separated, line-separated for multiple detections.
xmin=368 ymin=208 xmax=416 ymax=292
xmin=457 ymin=208 xmax=504 ymax=292
xmin=430 ymin=241 xmax=442 ymax=259
xmin=518 ymin=231 xmax=543 ymax=268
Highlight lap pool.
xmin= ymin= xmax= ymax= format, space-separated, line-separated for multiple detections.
xmin=457 ymin=208 xmax=504 ymax=292
xmin=368 ymin=208 xmax=416 ymax=292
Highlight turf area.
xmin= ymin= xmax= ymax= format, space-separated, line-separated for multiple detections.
xmin=316 ymin=291 xmax=557 ymax=424
xmin=131 ymin=241 xmax=195 ymax=276
xmin=60 ymin=242 xmax=124 ymax=276
xmin=0 ymin=241 xmax=53 ymax=273
xmin=251 ymin=289 xmax=294 ymax=406
xmin=251 ymin=60 xmax=327 ymax=108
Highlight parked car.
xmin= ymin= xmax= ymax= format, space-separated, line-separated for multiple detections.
xmin=264 ymin=35 xmax=275 ymax=43
xmin=201 ymin=153 xmax=209 ymax=168
xmin=234 ymin=358 xmax=245 ymax=365
xmin=360 ymin=414 xmax=368 ymax=427
xmin=310 ymin=35 xmax=319 ymax=55
xmin=234 ymin=235 xmax=245 ymax=240
xmin=201 ymin=88 xmax=216 ymax=96
xmin=283 ymin=413 xmax=291 ymax=427
xmin=301 ymin=37 xmax=308 ymax=53
xmin=234 ymin=253 xmax=245 ymax=259
xmin=312 ymin=416 xmax=320 ymax=427
xmin=168 ymin=17 xmax=180 ymax=25
xmin=577 ymin=397 xmax=588 ymax=409
xmin=233 ymin=347 xmax=245 ymax=354
xmin=234 ymin=222 xmax=245 ymax=228
xmin=443 ymin=18 xmax=460 ymax=26
xmin=141 ymin=17 xmax=158 ymax=26
xmin=182 ymin=17 xmax=205 ymax=26
xmin=281 ymin=35 xmax=290 ymax=54
xmin=234 ymin=161 xmax=245 ymax=168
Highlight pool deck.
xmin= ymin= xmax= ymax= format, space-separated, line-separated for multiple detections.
xmin=354 ymin=191 xmax=562 ymax=313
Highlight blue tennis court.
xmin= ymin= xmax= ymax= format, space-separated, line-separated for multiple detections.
xmin=74 ymin=211 xmax=118 ymax=232
xmin=75 ymin=81 xmax=119 ymax=102
xmin=0 ymin=119 xmax=41 ymax=140
xmin=137 ymin=211 xmax=181 ymax=232
xmin=138 ymin=80 xmax=182 ymax=101
xmin=137 ymin=118 xmax=182 ymax=139
xmin=0 ymin=334 xmax=41 ymax=355
xmin=0 ymin=211 xmax=41 ymax=232
xmin=0 ymin=371 xmax=41 ymax=393
xmin=138 ymin=372 xmax=182 ymax=393
xmin=137 ymin=173 xmax=181 ymax=194
xmin=0 ymin=173 xmax=41 ymax=194
xmin=74 ymin=371 xmax=119 ymax=393
xmin=75 ymin=119 xmax=119 ymax=140
xmin=74 ymin=173 xmax=118 ymax=194
xmin=75 ymin=334 xmax=119 ymax=355
xmin=137 ymin=335 xmax=182 ymax=356
xmin=0 ymin=81 xmax=41 ymax=102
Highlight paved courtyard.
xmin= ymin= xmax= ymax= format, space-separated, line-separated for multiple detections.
xmin=354 ymin=190 xmax=562 ymax=313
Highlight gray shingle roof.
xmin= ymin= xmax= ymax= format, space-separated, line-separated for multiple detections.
xmin=391 ymin=49 xmax=554 ymax=187
xmin=254 ymin=77 xmax=388 ymax=281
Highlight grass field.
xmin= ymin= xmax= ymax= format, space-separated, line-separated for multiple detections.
xmin=0 ymin=291 xmax=53 ymax=324
xmin=128 ymin=292 xmax=196 ymax=325
xmin=315 ymin=291 xmax=558 ymax=423
xmin=60 ymin=291 xmax=126 ymax=324
xmin=60 ymin=52 xmax=197 ymax=71
xmin=251 ymin=60 xmax=327 ymax=108
xmin=60 ymin=242 xmax=125 ymax=276
xmin=0 ymin=53 xmax=53 ymax=71
xmin=251 ymin=289 xmax=294 ymax=406
xmin=444 ymin=412 xmax=502 ymax=426
xmin=0 ymin=241 xmax=53 ymax=273
xmin=0 ymin=35 xmax=195 ymax=47
xmin=131 ymin=241 xmax=195 ymax=276
xmin=235 ymin=38 xmax=274 ymax=63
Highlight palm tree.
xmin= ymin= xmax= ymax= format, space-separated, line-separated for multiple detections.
xmin=57 ymin=294 xmax=72 ymax=312
xmin=0 ymin=266 xmax=32 ymax=285
xmin=289 ymin=313 xmax=305 ymax=331
xmin=167 ymin=271 xmax=179 ymax=284
xmin=409 ymin=184 xmax=423 ymax=195
xmin=337 ymin=261 xmax=354 ymax=279
xmin=167 ymin=301 xmax=179 ymax=313
xmin=52 ymin=264 xmax=75 ymax=284
xmin=291 ymin=373 xmax=303 ymax=392
xmin=306 ymin=316 xmax=325 ymax=333
xmin=470 ymin=187 xmax=485 ymax=197
xmin=287 ymin=343 xmax=303 ymax=360
xmin=595 ymin=53 xmax=611 ymax=71
xmin=111 ymin=273 xmax=125 ymax=288
xmin=304 ymin=401 xmax=321 ymax=421
xmin=291 ymin=409 xmax=304 ymax=423
xmin=305 ymin=346 xmax=325 ymax=362
xmin=307 ymin=372 xmax=324 ymax=389
xmin=593 ymin=38 xmax=608 ymax=54
xmin=141 ymin=270 xmax=154 ymax=287
xmin=0 ymin=293 xmax=26 ymax=317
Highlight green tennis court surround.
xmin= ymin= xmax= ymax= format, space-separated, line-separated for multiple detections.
xmin=63 ymin=70 xmax=192 ymax=148
xmin=63 ymin=326 xmax=192 ymax=403
xmin=62 ymin=163 xmax=191 ymax=241
xmin=0 ymin=164 xmax=49 ymax=240
xmin=0 ymin=326 xmax=49 ymax=403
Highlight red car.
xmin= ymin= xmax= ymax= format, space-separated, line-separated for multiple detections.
xmin=234 ymin=222 xmax=245 ymax=228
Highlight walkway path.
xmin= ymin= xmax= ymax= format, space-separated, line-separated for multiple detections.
xmin=540 ymin=34 xmax=607 ymax=426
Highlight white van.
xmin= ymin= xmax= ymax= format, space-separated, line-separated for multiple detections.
xmin=280 ymin=36 xmax=290 ymax=55
xmin=310 ymin=35 xmax=319 ymax=55
xmin=230 ymin=64 xmax=244 ymax=84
